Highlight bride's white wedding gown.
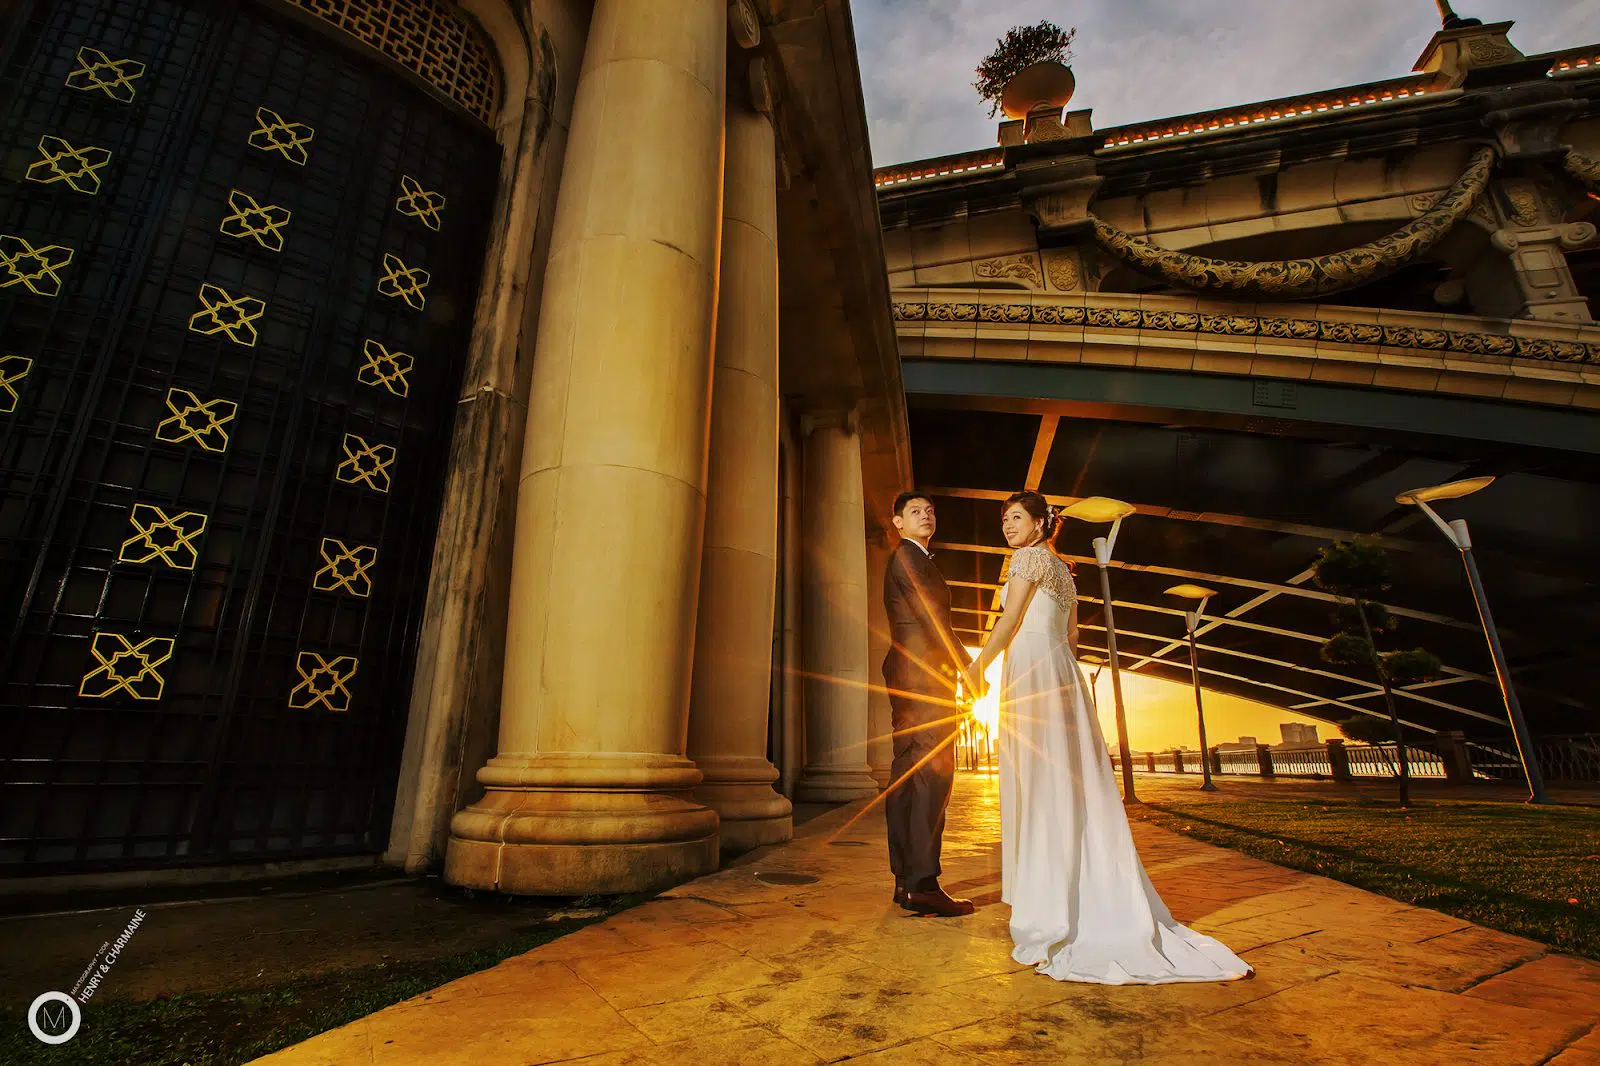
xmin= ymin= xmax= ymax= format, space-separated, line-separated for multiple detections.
xmin=998 ymin=544 xmax=1253 ymax=985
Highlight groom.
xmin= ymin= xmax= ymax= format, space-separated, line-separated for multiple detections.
xmin=881 ymin=491 xmax=978 ymax=918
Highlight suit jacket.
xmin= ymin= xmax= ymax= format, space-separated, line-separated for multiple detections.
xmin=882 ymin=539 xmax=970 ymax=701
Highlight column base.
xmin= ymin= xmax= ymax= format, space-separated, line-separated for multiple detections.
xmin=691 ymin=755 xmax=793 ymax=854
xmin=868 ymin=765 xmax=891 ymax=788
xmin=795 ymin=764 xmax=880 ymax=803
xmin=444 ymin=755 xmax=720 ymax=895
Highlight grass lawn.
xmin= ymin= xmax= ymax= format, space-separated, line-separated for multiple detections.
xmin=1127 ymin=790 xmax=1600 ymax=959
xmin=2 ymin=895 xmax=643 ymax=1066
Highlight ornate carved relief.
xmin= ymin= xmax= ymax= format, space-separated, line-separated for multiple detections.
xmin=1043 ymin=250 xmax=1080 ymax=291
xmin=891 ymin=298 xmax=1598 ymax=363
xmin=1407 ymin=192 xmax=1439 ymax=214
xmin=974 ymin=253 xmax=1041 ymax=287
xmin=1087 ymin=147 xmax=1496 ymax=299
xmin=1502 ymin=185 xmax=1540 ymax=228
xmin=1564 ymin=149 xmax=1600 ymax=193
xmin=1466 ymin=36 xmax=1519 ymax=65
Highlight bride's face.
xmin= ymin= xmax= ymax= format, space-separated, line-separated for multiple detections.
xmin=1001 ymin=504 xmax=1040 ymax=548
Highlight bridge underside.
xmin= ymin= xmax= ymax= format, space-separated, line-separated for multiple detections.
xmin=904 ymin=361 xmax=1599 ymax=740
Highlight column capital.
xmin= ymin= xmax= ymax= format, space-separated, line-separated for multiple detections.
xmin=801 ymin=406 xmax=859 ymax=436
xmin=728 ymin=0 xmax=760 ymax=49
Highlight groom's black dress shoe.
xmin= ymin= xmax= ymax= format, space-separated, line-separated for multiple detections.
xmin=893 ymin=882 xmax=912 ymax=909
xmin=905 ymin=886 xmax=975 ymax=917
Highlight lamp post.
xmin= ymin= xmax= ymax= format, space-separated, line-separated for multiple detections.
xmin=1080 ymin=652 xmax=1106 ymax=696
xmin=1064 ymin=496 xmax=1139 ymax=804
xmin=1166 ymin=584 xmax=1218 ymax=792
xmin=1395 ymin=477 xmax=1550 ymax=805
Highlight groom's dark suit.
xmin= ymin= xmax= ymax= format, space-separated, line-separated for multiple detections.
xmin=881 ymin=538 xmax=972 ymax=891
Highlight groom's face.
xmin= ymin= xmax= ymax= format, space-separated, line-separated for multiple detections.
xmin=895 ymin=497 xmax=937 ymax=542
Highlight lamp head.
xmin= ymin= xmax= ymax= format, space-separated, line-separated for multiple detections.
xmin=1164 ymin=583 xmax=1217 ymax=602
xmin=1063 ymin=496 xmax=1136 ymax=524
xmin=1395 ymin=475 xmax=1494 ymax=506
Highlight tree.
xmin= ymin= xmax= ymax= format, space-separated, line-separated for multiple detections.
xmin=1337 ymin=713 xmax=1398 ymax=747
xmin=973 ymin=21 xmax=1077 ymax=119
xmin=1313 ymin=538 xmax=1442 ymax=805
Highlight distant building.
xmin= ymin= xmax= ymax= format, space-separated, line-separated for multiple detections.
xmin=1277 ymin=723 xmax=1322 ymax=750
xmin=1216 ymin=736 xmax=1259 ymax=752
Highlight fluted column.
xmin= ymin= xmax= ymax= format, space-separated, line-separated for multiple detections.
xmin=445 ymin=0 xmax=726 ymax=895
xmin=866 ymin=537 xmax=894 ymax=787
xmin=686 ymin=85 xmax=791 ymax=852
xmin=795 ymin=410 xmax=879 ymax=802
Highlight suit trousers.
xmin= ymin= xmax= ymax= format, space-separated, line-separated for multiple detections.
xmin=885 ymin=690 xmax=959 ymax=890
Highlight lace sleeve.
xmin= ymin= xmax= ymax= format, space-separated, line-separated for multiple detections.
xmin=1007 ymin=545 xmax=1049 ymax=586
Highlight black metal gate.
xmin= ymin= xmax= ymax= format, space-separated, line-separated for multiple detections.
xmin=0 ymin=0 xmax=500 ymax=872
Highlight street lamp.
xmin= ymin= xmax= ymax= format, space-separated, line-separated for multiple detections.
xmin=1080 ymin=652 xmax=1106 ymax=694
xmin=1064 ymin=496 xmax=1140 ymax=804
xmin=1395 ymin=476 xmax=1550 ymax=804
xmin=1166 ymin=584 xmax=1218 ymax=792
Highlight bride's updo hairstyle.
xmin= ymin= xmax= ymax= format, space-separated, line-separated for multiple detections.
xmin=1003 ymin=490 xmax=1061 ymax=547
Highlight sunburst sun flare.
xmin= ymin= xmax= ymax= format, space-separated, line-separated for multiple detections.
xmin=962 ymin=646 xmax=1005 ymax=733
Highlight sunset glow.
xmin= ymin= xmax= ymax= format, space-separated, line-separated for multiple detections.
xmin=959 ymin=645 xmax=1346 ymax=753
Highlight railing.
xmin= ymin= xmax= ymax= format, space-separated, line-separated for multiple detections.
xmin=1468 ymin=734 xmax=1600 ymax=784
xmin=1097 ymin=73 xmax=1442 ymax=149
xmin=1103 ymin=735 xmax=1597 ymax=786
xmin=1343 ymin=744 xmax=1447 ymax=779
xmin=874 ymin=51 xmax=1600 ymax=192
xmin=1271 ymin=748 xmax=1333 ymax=777
xmin=1010 ymin=735 xmax=1599 ymax=788
xmin=1215 ymin=749 xmax=1261 ymax=775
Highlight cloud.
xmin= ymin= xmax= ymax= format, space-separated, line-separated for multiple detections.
xmin=854 ymin=0 xmax=1600 ymax=165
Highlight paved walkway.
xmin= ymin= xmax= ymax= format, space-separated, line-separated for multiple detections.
xmin=255 ymin=775 xmax=1600 ymax=1065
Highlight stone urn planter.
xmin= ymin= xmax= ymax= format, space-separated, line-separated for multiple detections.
xmin=1000 ymin=60 xmax=1076 ymax=120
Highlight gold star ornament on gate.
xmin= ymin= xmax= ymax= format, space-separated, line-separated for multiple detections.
xmin=0 ymin=234 xmax=75 ymax=297
xmin=79 ymin=633 xmax=175 ymax=701
xmin=188 ymin=283 xmax=266 ymax=346
xmin=64 ymin=47 xmax=146 ymax=102
xmin=25 ymin=135 xmax=113 ymax=195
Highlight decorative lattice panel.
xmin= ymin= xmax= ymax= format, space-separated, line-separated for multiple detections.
xmin=286 ymin=0 xmax=500 ymax=125
xmin=0 ymin=0 xmax=500 ymax=873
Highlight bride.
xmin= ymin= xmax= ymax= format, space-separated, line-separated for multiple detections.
xmin=971 ymin=490 xmax=1253 ymax=985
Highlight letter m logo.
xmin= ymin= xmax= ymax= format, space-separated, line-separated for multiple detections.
xmin=36 ymin=1001 xmax=71 ymax=1034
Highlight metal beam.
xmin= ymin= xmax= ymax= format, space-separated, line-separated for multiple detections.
xmin=1076 ymin=623 xmax=1503 ymax=726
xmin=926 ymin=485 xmax=1418 ymax=552
xmin=902 ymin=360 xmax=1600 ymax=455
xmin=1074 ymin=644 xmax=1442 ymax=733
xmin=936 ymin=542 xmax=1479 ymax=630
xmin=1024 ymin=415 xmax=1058 ymax=491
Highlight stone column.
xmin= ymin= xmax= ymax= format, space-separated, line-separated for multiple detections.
xmin=1326 ymin=739 xmax=1354 ymax=782
xmin=685 ymin=86 xmax=792 ymax=853
xmin=865 ymin=536 xmax=894 ymax=788
xmin=445 ymin=0 xmax=727 ymax=895
xmin=795 ymin=410 xmax=879 ymax=802
xmin=775 ymin=414 xmax=804 ymax=796
xmin=1255 ymin=744 xmax=1275 ymax=777
xmin=1436 ymin=730 xmax=1475 ymax=785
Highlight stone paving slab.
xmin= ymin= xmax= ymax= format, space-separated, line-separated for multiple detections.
xmin=252 ymin=775 xmax=1600 ymax=1065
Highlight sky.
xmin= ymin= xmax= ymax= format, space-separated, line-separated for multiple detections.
xmin=964 ymin=646 xmax=1348 ymax=753
xmin=853 ymin=1 xmax=1600 ymax=166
